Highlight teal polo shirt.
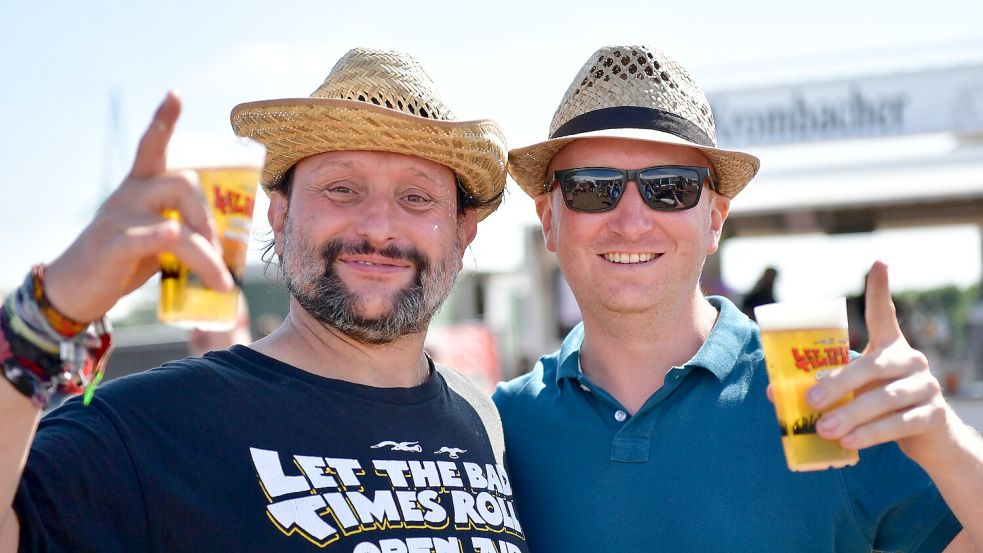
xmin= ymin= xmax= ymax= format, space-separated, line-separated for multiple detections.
xmin=494 ymin=296 xmax=961 ymax=552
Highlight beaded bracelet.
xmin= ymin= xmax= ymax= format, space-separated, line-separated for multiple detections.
xmin=0 ymin=265 xmax=113 ymax=408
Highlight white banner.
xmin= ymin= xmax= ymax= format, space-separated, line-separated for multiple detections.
xmin=709 ymin=65 xmax=983 ymax=147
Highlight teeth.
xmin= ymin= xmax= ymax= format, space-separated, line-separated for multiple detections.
xmin=356 ymin=261 xmax=376 ymax=266
xmin=603 ymin=253 xmax=655 ymax=264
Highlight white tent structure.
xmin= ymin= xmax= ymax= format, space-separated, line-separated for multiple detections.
xmin=729 ymin=133 xmax=983 ymax=234
xmin=709 ymin=64 xmax=983 ymax=300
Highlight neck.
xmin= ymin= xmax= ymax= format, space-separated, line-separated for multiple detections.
xmin=250 ymin=299 xmax=430 ymax=388
xmin=578 ymin=291 xmax=718 ymax=414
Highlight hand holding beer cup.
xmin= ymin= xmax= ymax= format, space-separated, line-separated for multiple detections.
xmin=805 ymin=261 xmax=956 ymax=467
xmin=157 ymin=130 xmax=264 ymax=330
xmin=756 ymin=296 xmax=858 ymax=471
xmin=43 ymin=92 xmax=233 ymax=324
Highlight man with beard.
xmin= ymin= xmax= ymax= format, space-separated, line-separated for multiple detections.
xmin=0 ymin=49 xmax=528 ymax=553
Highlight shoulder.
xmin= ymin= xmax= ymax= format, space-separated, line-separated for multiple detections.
xmin=93 ymin=348 xmax=240 ymax=399
xmin=493 ymin=355 xmax=556 ymax=413
xmin=434 ymin=363 xmax=506 ymax=465
xmin=435 ymin=363 xmax=498 ymax=412
xmin=57 ymin=347 xmax=265 ymax=426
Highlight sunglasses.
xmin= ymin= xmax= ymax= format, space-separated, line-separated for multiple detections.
xmin=548 ymin=165 xmax=717 ymax=213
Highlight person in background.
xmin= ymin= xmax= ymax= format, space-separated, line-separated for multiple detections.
xmin=741 ymin=266 xmax=778 ymax=320
xmin=188 ymin=292 xmax=252 ymax=357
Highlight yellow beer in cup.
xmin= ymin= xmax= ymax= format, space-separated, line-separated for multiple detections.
xmin=754 ymin=298 xmax=859 ymax=471
xmin=158 ymin=136 xmax=265 ymax=331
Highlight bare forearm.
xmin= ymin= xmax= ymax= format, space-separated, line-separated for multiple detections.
xmin=0 ymin=380 xmax=39 ymax=550
xmin=0 ymin=506 xmax=19 ymax=553
xmin=915 ymin=411 xmax=983 ymax=552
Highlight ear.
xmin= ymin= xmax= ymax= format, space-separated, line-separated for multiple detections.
xmin=535 ymin=192 xmax=558 ymax=253
xmin=458 ymin=208 xmax=479 ymax=250
xmin=705 ymin=192 xmax=730 ymax=255
xmin=452 ymin=208 xmax=479 ymax=273
xmin=269 ymin=190 xmax=289 ymax=256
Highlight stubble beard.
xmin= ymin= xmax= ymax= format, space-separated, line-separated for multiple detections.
xmin=279 ymin=218 xmax=462 ymax=345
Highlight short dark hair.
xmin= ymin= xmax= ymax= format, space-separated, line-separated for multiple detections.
xmin=259 ymin=164 xmax=494 ymax=265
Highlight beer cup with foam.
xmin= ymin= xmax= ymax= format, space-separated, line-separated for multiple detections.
xmin=158 ymin=135 xmax=265 ymax=331
xmin=754 ymin=298 xmax=859 ymax=471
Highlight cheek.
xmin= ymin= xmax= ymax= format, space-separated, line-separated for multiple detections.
xmin=299 ymin=202 xmax=352 ymax=236
xmin=684 ymin=211 xmax=716 ymax=253
xmin=552 ymin=215 xmax=596 ymax=260
xmin=417 ymin=217 xmax=462 ymax=258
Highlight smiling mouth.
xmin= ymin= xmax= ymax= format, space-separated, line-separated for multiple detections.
xmin=602 ymin=252 xmax=658 ymax=264
xmin=351 ymin=260 xmax=404 ymax=267
xmin=338 ymin=255 xmax=414 ymax=272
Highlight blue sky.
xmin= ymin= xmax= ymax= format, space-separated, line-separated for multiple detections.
xmin=3 ymin=0 xmax=983 ymax=299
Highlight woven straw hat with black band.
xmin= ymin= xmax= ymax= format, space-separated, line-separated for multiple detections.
xmin=231 ymin=48 xmax=508 ymax=221
xmin=509 ymin=45 xmax=760 ymax=200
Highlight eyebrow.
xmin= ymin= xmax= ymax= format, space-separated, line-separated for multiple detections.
xmin=304 ymin=159 xmax=360 ymax=186
xmin=405 ymin=166 xmax=445 ymax=185
xmin=314 ymin=159 xmax=357 ymax=172
xmin=308 ymin=159 xmax=451 ymax=189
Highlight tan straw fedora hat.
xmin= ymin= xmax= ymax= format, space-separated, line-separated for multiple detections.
xmin=231 ymin=48 xmax=507 ymax=221
xmin=509 ymin=45 xmax=759 ymax=199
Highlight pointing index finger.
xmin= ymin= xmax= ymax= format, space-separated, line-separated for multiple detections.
xmin=864 ymin=261 xmax=905 ymax=350
xmin=129 ymin=91 xmax=182 ymax=179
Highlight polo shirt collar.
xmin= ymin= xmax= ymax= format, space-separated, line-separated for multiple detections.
xmin=686 ymin=296 xmax=753 ymax=382
xmin=554 ymin=296 xmax=752 ymax=385
xmin=555 ymin=322 xmax=586 ymax=383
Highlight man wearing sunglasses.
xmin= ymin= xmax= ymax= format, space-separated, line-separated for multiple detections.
xmin=495 ymin=45 xmax=983 ymax=552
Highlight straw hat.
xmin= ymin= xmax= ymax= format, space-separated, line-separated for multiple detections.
xmin=509 ymin=45 xmax=760 ymax=199
xmin=231 ymin=48 xmax=507 ymax=221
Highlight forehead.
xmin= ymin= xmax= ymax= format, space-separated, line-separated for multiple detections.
xmin=293 ymin=150 xmax=456 ymax=188
xmin=548 ymin=137 xmax=711 ymax=172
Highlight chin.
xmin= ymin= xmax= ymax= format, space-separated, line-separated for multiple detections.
xmin=599 ymin=301 xmax=657 ymax=316
xmin=579 ymin=291 xmax=659 ymax=316
xmin=352 ymin=297 xmax=400 ymax=320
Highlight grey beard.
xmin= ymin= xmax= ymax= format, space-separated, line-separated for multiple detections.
xmin=280 ymin=227 xmax=461 ymax=345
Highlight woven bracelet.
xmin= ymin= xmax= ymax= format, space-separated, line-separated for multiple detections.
xmin=4 ymin=292 xmax=60 ymax=354
xmin=0 ymin=267 xmax=113 ymax=408
xmin=0 ymin=307 xmax=63 ymax=377
xmin=0 ymin=308 xmax=53 ymax=407
xmin=0 ymin=307 xmax=112 ymax=408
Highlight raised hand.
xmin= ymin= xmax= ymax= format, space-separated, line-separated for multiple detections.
xmin=43 ymin=92 xmax=233 ymax=323
xmin=807 ymin=261 xmax=954 ymax=462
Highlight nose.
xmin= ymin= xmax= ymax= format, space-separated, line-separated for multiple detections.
xmin=607 ymin=179 xmax=655 ymax=238
xmin=353 ymin=194 xmax=400 ymax=246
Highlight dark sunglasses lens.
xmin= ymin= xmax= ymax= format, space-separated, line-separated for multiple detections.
xmin=637 ymin=168 xmax=703 ymax=210
xmin=561 ymin=169 xmax=625 ymax=212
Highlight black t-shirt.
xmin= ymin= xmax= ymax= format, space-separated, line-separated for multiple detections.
xmin=15 ymin=345 xmax=528 ymax=553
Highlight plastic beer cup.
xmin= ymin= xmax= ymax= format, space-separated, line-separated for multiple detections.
xmin=158 ymin=135 xmax=265 ymax=331
xmin=754 ymin=298 xmax=859 ymax=471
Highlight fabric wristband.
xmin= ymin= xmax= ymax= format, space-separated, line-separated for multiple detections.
xmin=0 ymin=265 xmax=113 ymax=408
